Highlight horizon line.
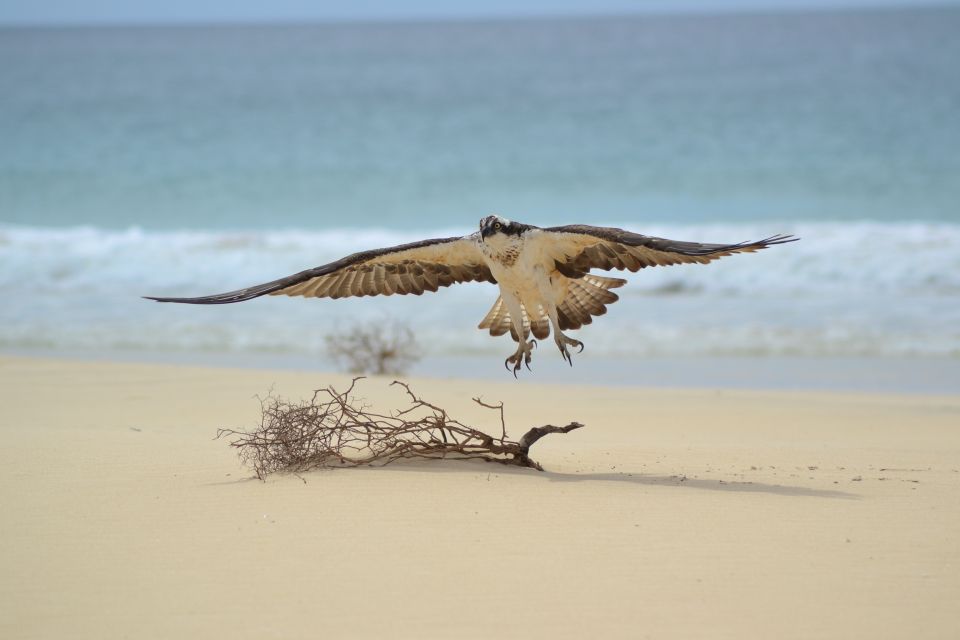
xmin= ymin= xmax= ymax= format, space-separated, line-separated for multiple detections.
xmin=0 ymin=1 xmax=956 ymax=30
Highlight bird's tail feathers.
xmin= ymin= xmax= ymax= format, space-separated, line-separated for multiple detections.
xmin=478 ymin=274 xmax=627 ymax=340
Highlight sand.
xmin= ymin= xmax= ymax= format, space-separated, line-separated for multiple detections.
xmin=1 ymin=355 xmax=958 ymax=639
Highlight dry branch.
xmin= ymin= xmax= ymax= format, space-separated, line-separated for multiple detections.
xmin=218 ymin=378 xmax=583 ymax=478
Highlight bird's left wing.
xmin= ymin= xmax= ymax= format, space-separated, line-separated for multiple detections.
xmin=145 ymin=234 xmax=493 ymax=304
xmin=533 ymin=225 xmax=797 ymax=277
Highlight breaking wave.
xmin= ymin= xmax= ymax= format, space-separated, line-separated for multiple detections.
xmin=1 ymin=221 xmax=958 ymax=358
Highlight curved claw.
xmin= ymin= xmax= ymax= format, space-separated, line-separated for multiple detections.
xmin=505 ymin=340 xmax=536 ymax=377
xmin=554 ymin=332 xmax=583 ymax=366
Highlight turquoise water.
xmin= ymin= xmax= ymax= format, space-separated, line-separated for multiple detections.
xmin=1 ymin=8 xmax=959 ymax=387
xmin=3 ymin=8 xmax=959 ymax=230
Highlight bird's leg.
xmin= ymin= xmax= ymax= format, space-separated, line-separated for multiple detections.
xmin=500 ymin=293 xmax=536 ymax=377
xmin=544 ymin=304 xmax=583 ymax=367
xmin=504 ymin=337 xmax=536 ymax=377
xmin=553 ymin=330 xmax=583 ymax=366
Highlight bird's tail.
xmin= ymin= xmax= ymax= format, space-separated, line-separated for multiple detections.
xmin=478 ymin=274 xmax=626 ymax=341
xmin=478 ymin=297 xmax=518 ymax=338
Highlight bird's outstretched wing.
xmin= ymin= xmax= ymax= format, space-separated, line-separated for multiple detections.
xmin=535 ymin=225 xmax=797 ymax=277
xmin=145 ymin=234 xmax=493 ymax=304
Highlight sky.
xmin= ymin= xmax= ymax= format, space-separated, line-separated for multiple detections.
xmin=0 ymin=0 xmax=953 ymax=25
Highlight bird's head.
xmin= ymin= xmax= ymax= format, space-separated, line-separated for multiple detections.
xmin=479 ymin=215 xmax=516 ymax=240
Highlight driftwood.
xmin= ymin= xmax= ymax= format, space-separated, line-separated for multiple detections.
xmin=218 ymin=378 xmax=583 ymax=478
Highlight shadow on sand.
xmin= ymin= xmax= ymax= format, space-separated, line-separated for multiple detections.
xmin=209 ymin=459 xmax=857 ymax=499
xmin=538 ymin=470 xmax=857 ymax=499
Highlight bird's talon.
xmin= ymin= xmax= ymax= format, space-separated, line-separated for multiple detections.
xmin=504 ymin=340 xmax=536 ymax=376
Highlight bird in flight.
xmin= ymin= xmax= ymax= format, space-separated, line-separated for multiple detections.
xmin=146 ymin=216 xmax=796 ymax=375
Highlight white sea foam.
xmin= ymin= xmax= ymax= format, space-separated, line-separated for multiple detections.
xmin=1 ymin=222 xmax=958 ymax=358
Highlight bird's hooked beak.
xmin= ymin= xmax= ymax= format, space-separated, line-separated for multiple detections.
xmin=479 ymin=215 xmax=503 ymax=240
xmin=479 ymin=217 xmax=495 ymax=239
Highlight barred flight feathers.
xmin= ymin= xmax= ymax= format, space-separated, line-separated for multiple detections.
xmin=538 ymin=225 xmax=797 ymax=278
xmin=144 ymin=235 xmax=494 ymax=304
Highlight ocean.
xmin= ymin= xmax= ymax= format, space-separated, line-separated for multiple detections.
xmin=2 ymin=7 xmax=959 ymax=391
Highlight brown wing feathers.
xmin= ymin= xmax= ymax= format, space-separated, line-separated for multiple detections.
xmin=145 ymin=236 xmax=494 ymax=305
xmin=546 ymin=225 xmax=796 ymax=277
xmin=557 ymin=275 xmax=625 ymax=331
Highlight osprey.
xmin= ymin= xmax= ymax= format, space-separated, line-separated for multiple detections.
xmin=146 ymin=217 xmax=796 ymax=375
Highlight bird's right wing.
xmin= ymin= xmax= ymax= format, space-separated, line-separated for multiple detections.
xmin=145 ymin=234 xmax=493 ymax=304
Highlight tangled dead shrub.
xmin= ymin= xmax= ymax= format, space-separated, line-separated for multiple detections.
xmin=218 ymin=378 xmax=583 ymax=478
xmin=324 ymin=321 xmax=421 ymax=375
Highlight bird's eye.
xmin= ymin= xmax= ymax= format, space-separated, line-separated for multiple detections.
xmin=494 ymin=222 xmax=502 ymax=230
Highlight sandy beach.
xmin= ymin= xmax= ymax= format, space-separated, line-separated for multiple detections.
xmin=5 ymin=5 xmax=960 ymax=639
xmin=0 ymin=355 xmax=957 ymax=639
